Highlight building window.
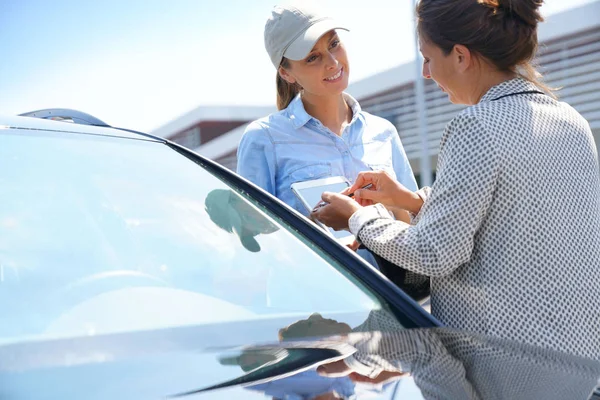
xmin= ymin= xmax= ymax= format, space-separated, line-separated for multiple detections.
xmin=177 ymin=127 xmax=201 ymax=149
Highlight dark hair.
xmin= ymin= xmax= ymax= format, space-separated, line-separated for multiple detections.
xmin=276 ymin=58 xmax=301 ymax=110
xmin=416 ymin=0 xmax=553 ymax=94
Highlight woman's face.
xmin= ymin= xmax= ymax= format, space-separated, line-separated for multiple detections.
xmin=419 ymin=38 xmax=466 ymax=104
xmin=279 ymin=30 xmax=349 ymax=98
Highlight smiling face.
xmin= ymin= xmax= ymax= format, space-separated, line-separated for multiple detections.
xmin=419 ymin=35 xmax=482 ymax=105
xmin=419 ymin=37 xmax=464 ymax=104
xmin=419 ymin=34 xmax=517 ymax=105
xmin=278 ymin=30 xmax=349 ymax=98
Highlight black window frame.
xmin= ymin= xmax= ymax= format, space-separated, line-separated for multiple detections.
xmin=164 ymin=140 xmax=440 ymax=330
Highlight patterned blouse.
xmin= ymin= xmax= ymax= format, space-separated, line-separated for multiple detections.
xmin=349 ymin=78 xmax=600 ymax=360
xmin=348 ymin=316 xmax=600 ymax=399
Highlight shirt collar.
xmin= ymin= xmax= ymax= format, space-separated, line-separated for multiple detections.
xmin=479 ymin=77 xmax=542 ymax=103
xmin=344 ymin=92 xmax=362 ymax=124
xmin=286 ymin=94 xmax=312 ymax=129
xmin=286 ymin=92 xmax=362 ymax=129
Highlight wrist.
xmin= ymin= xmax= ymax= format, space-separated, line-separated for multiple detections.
xmin=348 ymin=202 xmax=362 ymax=218
xmin=407 ymin=191 xmax=424 ymax=215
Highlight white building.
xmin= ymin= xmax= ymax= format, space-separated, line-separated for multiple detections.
xmin=153 ymin=1 xmax=600 ymax=182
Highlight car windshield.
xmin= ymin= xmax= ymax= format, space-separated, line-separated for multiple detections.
xmin=0 ymin=128 xmax=404 ymax=344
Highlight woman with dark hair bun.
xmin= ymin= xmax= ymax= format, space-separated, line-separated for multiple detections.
xmin=313 ymin=0 xmax=600 ymax=361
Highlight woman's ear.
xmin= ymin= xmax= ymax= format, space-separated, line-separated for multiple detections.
xmin=278 ymin=66 xmax=296 ymax=84
xmin=453 ymin=44 xmax=472 ymax=73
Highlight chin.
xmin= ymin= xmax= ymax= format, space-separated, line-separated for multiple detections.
xmin=333 ymin=78 xmax=350 ymax=94
xmin=339 ymin=83 xmax=349 ymax=94
xmin=324 ymin=85 xmax=347 ymax=97
xmin=342 ymin=76 xmax=349 ymax=90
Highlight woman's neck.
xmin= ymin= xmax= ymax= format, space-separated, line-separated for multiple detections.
xmin=301 ymin=93 xmax=352 ymax=136
xmin=469 ymin=69 xmax=517 ymax=105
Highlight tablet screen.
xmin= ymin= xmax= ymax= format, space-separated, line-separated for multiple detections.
xmin=296 ymin=181 xmax=350 ymax=212
xmin=294 ymin=181 xmax=352 ymax=241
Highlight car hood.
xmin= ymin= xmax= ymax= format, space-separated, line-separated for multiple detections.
xmin=0 ymin=320 xmax=410 ymax=400
xmin=1 ymin=322 xmax=599 ymax=400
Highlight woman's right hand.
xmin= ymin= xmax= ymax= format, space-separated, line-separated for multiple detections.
xmin=349 ymin=171 xmax=423 ymax=214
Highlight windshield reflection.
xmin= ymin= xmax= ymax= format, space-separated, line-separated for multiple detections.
xmin=205 ymin=189 xmax=279 ymax=252
xmin=0 ymin=131 xmax=390 ymax=342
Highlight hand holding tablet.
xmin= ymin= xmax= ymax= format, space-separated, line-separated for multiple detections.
xmin=290 ymin=176 xmax=356 ymax=244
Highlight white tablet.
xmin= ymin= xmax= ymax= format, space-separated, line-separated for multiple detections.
xmin=290 ymin=176 xmax=355 ymax=244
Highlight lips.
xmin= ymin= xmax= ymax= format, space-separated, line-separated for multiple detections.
xmin=324 ymin=67 xmax=343 ymax=82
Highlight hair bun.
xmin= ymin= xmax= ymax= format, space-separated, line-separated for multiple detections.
xmin=497 ymin=0 xmax=544 ymax=27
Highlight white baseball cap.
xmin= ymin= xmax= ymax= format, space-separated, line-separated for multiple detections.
xmin=264 ymin=4 xmax=349 ymax=69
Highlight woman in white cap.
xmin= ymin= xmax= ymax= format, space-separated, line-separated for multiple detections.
xmin=236 ymin=4 xmax=417 ymax=254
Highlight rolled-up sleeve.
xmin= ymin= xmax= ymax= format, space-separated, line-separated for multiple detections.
xmin=349 ymin=203 xmax=396 ymax=235
xmin=236 ymin=122 xmax=277 ymax=196
xmin=341 ymin=329 xmax=480 ymax=399
xmin=411 ymin=187 xmax=432 ymax=224
xmin=348 ymin=113 xmax=500 ymax=277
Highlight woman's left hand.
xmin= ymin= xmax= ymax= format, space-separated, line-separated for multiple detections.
xmin=310 ymin=192 xmax=361 ymax=231
xmin=317 ymin=360 xmax=405 ymax=385
xmin=346 ymin=240 xmax=360 ymax=251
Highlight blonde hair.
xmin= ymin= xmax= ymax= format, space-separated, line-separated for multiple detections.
xmin=276 ymin=58 xmax=301 ymax=110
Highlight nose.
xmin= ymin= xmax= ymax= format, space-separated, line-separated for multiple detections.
xmin=422 ymin=62 xmax=431 ymax=79
xmin=325 ymin=51 xmax=338 ymax=69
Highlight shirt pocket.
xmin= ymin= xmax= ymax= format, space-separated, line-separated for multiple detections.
xmin=288 ymin=162 xmax=332 ymax=184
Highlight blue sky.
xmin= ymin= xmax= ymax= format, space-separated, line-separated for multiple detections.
xmin=1 ymin=0 xmax=597 ymax=133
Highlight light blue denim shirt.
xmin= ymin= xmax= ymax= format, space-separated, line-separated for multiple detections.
xmin=237 ymin=93 xmax=417 ymax=216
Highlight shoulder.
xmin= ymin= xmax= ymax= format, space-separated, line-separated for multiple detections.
xmin=358 ymin=111 xmax=399 ymax=140
xmin=240 ymin=110 xmax=289 ymax=145
xmin=360 ymin=111 xmax=396 ymax=130
xmin=437 ymin=106 xmax=502 ymax=155
xmin=239 ymin=120 xmax=267 ymax=144
xmin=555 ymin=99 xmax=593 ymax=131
xmin=237 ymin=120 xmax=272 ymax=153
xmin=444 ymin=104 xmax=496 ymax=136
xmin=448 ymin=92 xmax=587 ymax=135
xmin=244 ymin=107 xmax=297 ymax=135
xmin=243 ymin=118 xmax=267 ymax=136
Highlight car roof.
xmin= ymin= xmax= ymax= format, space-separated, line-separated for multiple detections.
xmin=0 ymin=114 xmax=164 ymax=143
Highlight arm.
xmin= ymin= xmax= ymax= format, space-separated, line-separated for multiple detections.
xmin=318 ymin=326 xmax=480 ymax=400
xmin=346 ymin=330 xmax=480 ymax=400
xmin=236 ymin=122 xmax=277 ymax=195
xmin=349 ymin=113 xmax=501 ymax=277
xmin=385 ymin=206 xmax=412 ymax=224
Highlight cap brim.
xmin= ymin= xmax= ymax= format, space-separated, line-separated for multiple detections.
xmin=231 ymin=215 xmax=261 ymax=253
xmin=283 ymin=19 xmax=349 ymax=61
xmin=239 ymin=234 xmax=261 ymax=252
